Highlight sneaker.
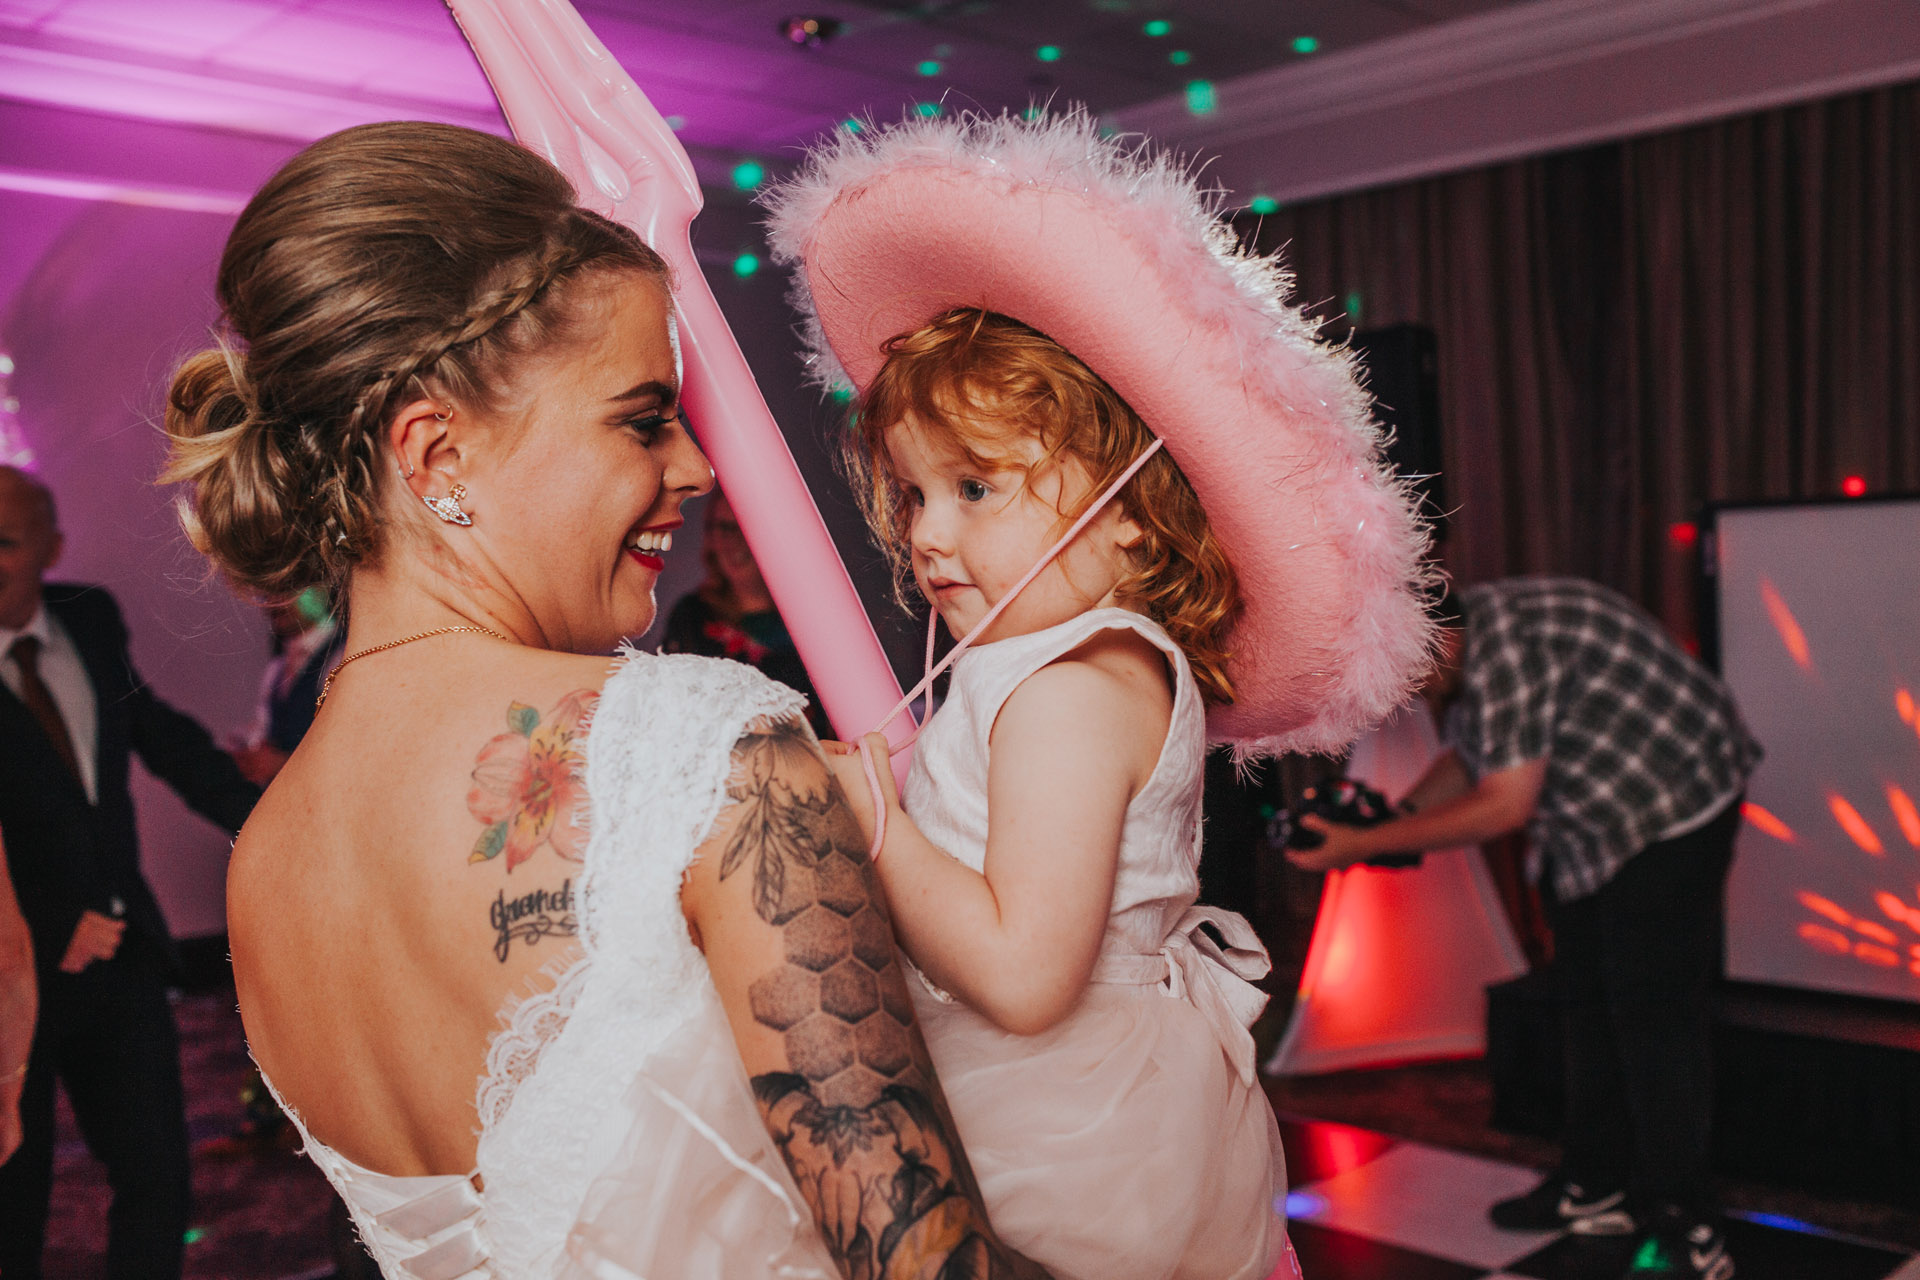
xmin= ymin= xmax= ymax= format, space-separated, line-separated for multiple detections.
xmin=1490 ymin=1172 xmax=1637 ymax=1234
xmin=1623 ymin=1216 xmax=1734 ymax=1279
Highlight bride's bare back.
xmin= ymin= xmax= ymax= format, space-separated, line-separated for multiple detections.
xmin=232 ymin=643 xmax=612 ymax=1176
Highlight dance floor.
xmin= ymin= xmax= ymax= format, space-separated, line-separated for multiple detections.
xmin=1278 ymin=1116 xmax=1920 ymax=1280
xmin=35 ymin=989 xmax=1920 ymax=1279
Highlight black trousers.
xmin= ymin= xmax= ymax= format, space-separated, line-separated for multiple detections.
xmin=1543 ymin=797 xmax=1741 ymax=1216
xmin=0 ymin=954 xmax=191 ymax=1280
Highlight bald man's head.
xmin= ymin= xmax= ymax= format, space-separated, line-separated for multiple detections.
xmin=0 ymin=466 xmax=63 ymax=629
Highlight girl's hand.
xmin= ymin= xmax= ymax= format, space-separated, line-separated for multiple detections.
xmin=821 ymin=732 xmax=898 ymax=848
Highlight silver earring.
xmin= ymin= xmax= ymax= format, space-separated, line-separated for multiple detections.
xmin=397 ymin=459 xmax=416 ymax=479
xmin=424 ymin=483 xmax=472 ymax=526
xmin=434 ymin=405 xmax=453 ymax=422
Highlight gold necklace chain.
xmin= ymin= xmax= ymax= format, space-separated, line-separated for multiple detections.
xmin=316 ymin=625 xmax=509 ymax=710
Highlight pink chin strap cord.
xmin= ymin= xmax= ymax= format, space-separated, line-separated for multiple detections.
xmin=857 ymin=437 xmax=1166 ymax=862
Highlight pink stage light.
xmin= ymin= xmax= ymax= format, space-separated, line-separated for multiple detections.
xmin=1852 ymin=919 xmax=1900 ymax=946
xmin=1759 ymin=579 xmax=1812 ymax=670
xmin=1874 ymin=891 xmax=1920 ymax=934
xmin=1797 ymin=922 xmax=1851 ymax=955
xmin=1742 ymin=802 xmax=1795 ymax=842
xmin=1827 ymin=792 xmax=1886 ymax=856
xmin=1796 ymin=890 xmax=1853 ymax=927
xmin=1887 ymin=786 xmax=1920 ymax=847
xmin=1854 ymin=941 xmax=1900 ymax=966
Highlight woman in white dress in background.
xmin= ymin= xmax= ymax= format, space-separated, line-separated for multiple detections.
xmin=161 ymin=119 xmax=1042 ymax=1280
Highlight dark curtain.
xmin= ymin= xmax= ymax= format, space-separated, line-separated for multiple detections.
xmin=1237 ymin=80 xmax=1920 ymax=634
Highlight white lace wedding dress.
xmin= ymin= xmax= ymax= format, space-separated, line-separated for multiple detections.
xmin=263 ymin=653 xmax=843 ymax=1279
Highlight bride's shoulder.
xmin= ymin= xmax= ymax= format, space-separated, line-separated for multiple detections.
xmin=595 ymin=649 xmax=809 ymax=731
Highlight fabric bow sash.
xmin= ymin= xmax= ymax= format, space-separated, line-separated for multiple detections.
xmin=1090 ymin=904 xmax=1273 ymax=1086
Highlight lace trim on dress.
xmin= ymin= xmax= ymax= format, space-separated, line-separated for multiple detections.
xmin=477 ymin=953 xmax=592 ymax=1132
xmin=475 ymin=651 xmax=811 ymax=1276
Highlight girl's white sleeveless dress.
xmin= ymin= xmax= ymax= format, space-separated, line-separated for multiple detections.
xmin=261 ymin=654 xmax=845 ymax=1279
xmin=904 ymin=608 xmax=1294 ymax=1280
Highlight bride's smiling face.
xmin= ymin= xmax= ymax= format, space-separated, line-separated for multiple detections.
xmin=452 ymin=273 xmax=713 ymax=652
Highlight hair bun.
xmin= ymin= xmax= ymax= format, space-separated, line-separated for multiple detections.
xmin=162 ymin=345 xmax=333 ymax=599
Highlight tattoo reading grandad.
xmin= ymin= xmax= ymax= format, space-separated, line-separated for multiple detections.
xmin=490 ymin=879 xmax=577 ymax=963
xmin=720 ymin=716 xmax=1028 ymax=1280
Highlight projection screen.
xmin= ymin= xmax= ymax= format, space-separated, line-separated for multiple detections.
xmin=1711 ymin=496 xmax=1920 ymax=1004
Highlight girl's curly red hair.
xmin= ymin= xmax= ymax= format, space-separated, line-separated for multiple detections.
xmin=846 ymin=308 xmax=1242 ymax=705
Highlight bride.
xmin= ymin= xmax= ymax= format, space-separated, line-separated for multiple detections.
xmin=163 ymin=119 xmax=1041 ymax=1279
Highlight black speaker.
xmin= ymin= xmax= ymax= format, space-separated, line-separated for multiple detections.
xmin=1352 ymin=324 xmax=1446 ymax=540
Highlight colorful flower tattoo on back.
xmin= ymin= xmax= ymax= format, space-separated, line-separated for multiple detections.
xmin=466 ymin=690 xmax=598 ymax=873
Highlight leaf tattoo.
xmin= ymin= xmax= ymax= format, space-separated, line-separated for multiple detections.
xmin=722 ymin=716 xmax=838 ymax=925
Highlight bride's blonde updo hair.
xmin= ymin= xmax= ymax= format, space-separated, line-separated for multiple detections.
xmin=162 ymin=121 xmax=669 ymax=599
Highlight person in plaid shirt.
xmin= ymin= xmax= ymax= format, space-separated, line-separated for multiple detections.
xmin=1290 ymin=576 xmax=1760 ymax=1280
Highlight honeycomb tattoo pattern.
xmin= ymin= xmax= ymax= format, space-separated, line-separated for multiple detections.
xmin=722 ymin=717 xmax=921 ymax=1109
xmin=744 ymin=805 xmax=917 ymax=1108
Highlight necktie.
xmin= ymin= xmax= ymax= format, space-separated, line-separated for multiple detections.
xmin=10 ymin=635 xmax=82 ymax=786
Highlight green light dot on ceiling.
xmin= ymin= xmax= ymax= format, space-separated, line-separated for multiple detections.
xmin=182 ymin=1228 xmax=209 ymax=1245
xmin=829 ymin=384 xmax=855 ymax=404
xmin=1184 ymin=79 xmax=1216 ymax=116
xmin=917 ymin=59 xmax=942 ymax=76
xmin=1022 ymin=104 xmax=1044 ymax=121
xmin=732 ymin=253 xmax=761 ymax=279
xmin=1168 ymin=49 xmax=1191 ymax=65
xmin=731 ymin=160 xmax=766 ymax=191
xmin=1344 ymin=290 xmax=1363 ymax=323
xmin=916 ymin=101 xmax=944 ymax=118
xmin=1249 ymin=195 xmax=1279 ymax=214
xmin=841 ymin=117 xmax=864 ymax=134
xmin=1036 ymin=44 xmax=1062 ymax=62
xmin=1143 ymin=19 xmax=1172 ymax=37
xmin=664 ymin=115 xmax=686 ymax=132
xmin=1291 ymin=35 xmax=1320 ymax=54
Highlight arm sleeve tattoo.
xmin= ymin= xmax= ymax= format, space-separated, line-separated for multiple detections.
xmin=720 ymin=715 xmax=1037 ymax=1280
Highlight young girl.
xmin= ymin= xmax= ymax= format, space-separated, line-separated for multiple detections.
xmin=830 ymin=308 xmax=1288 ymax=1280
xmin=768 ymin=111 xmax=1434 ymax=1280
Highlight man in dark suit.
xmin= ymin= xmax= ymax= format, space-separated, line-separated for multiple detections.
xmin=0 ymin=466 xmax=260 ymax=1280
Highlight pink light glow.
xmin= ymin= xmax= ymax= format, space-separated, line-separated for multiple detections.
xmin=1852 ymin=919 xmax=1900 ymax=946
xmin=1875 ymin=891 xmax=1920 ymax=934
xmin=1796 ymin=890 xmax=1853 ymax=927
xmin=1798 ymin=922 xmax=1851 ymax=954
xmin=1898 ymin=688 xmax=1917 ymax=725
xmin=1854 ymin=941 xmax=1900 ymax=966
xmin=1743 ymin=802 xmax=1795 ymax=842
xmin=1828 ymin=792 xmax=1886 ymax=856
xmin=1887 ymin=785 xmax=1920 ymax=847
xmin=1759 ymin=579 xmax=1811 ymax=670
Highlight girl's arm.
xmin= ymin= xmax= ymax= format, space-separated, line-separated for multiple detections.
xmin=835 ymin=632 xmax=1170 ymax=1035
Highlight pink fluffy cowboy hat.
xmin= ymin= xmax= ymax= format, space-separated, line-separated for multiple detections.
xmin=763 ymin=109 xmax=1436 ymax=755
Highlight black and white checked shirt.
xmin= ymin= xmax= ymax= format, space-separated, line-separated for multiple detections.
xmin=1444 ymin=578 xmax=1763 ymax=903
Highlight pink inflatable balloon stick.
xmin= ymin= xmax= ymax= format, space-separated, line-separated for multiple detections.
xmin=446 ymin=0 xmax=914 ymax=756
